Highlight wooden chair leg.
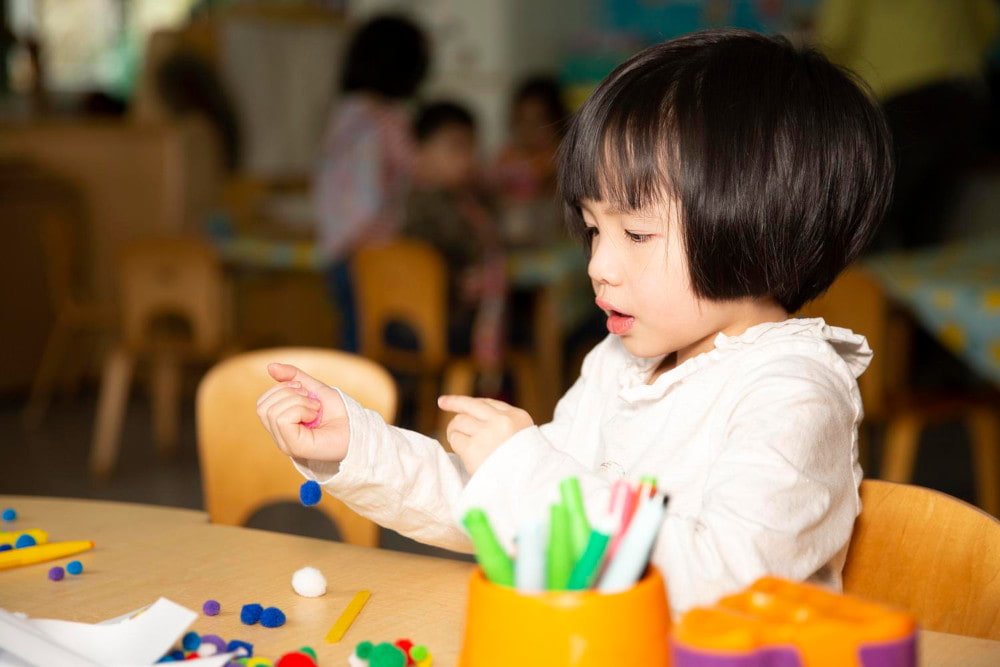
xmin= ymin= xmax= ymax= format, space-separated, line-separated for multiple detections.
xmin=150 ymin=350 xmax=181 ymax=457
xmin=22 ymin=322 xmax=71 ymax=429
xmin=969 ymin=406 xmax=1000 ymax=516
xmin=90 ymin=346 xmax=135 ymax=478
xmin=881 ymin=412 xmax=923 ymax=483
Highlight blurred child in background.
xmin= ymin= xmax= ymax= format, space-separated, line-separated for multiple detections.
xmin=492 ymin=75 xmax=568 ymax=246
xmin=402 ymin=101 xmax=507 ymax=377
xmin=313 ymin=15 xmax=429 ymax=351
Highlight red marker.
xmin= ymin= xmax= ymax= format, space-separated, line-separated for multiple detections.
xmin=606 ymin=480 xmax=639 ymax=562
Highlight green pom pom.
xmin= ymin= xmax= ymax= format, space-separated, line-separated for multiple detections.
xmin=369 ymin=642 xmax=405 ymax=667
xmin=411 ymin=645 xmax=428 ymax=661
xmin=355 ymin=641 xmax=374 ymax=659
xmin=298 ymin=646 xmax=317 ymax=660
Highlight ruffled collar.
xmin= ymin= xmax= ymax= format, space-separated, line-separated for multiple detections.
xmin=617 ymin=317 xmax=871 ymax=402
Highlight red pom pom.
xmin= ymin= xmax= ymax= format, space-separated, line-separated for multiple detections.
xmin=276 ymin=652 xmax=316 ymax=667
xmin=395 ymin=639 xmax=415 ymax=665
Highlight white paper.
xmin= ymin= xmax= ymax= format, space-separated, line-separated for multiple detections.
xmin=0 ymin=599 xmax=235 ymax=667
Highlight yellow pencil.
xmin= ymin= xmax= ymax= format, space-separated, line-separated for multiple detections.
xmin=0 ymin=540 xmax=94 ymax=570
xmin=325 ymin=590 xmax=371 ymax=643
xmin=0 ymin=529 xmax=49 ymax=546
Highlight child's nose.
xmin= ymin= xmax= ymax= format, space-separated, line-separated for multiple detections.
xmin=587 ymin=238 xmax=622 ymax=286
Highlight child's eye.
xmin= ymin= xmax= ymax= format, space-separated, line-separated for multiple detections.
xmin=626 ymin=231 xmax=651 ymax=243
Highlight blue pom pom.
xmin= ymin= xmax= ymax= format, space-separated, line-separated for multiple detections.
xmin=260 ymin=606 xmax=286 ymax=628
xmin=202 ymin=599 xmax=220 ymax=616
xmin=226 ymin=639 xmax=254 ymax=658
xmin=15 ymin=534 xmax=36 ymax=549
xmin=0 ymin=543 xmax=11 ymax=551
xmin=181 ymin=631 xmax=201 ymax=651
xmin=299 ymin=480 xmax=322 ymax=507
xmin=2 ymin=509 xmax=15 ymax=521
xmin=240 ymin=603 xmax=263 ymax=625
xmin=66 ymin=560 xmax=84 ymax=575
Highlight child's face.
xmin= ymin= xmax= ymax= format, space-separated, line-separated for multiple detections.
xmin=583 ymin=198 xmax=753 ymax=364
xmin=414 ymin=124 xmax=478 ymax=189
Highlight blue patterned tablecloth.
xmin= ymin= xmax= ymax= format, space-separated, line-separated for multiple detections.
xmin=863 ymin=238 xmax=1000 ymax=386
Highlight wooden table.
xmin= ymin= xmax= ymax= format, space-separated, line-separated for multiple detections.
xmin=3 ymin=496 xmax=1000 ymax=666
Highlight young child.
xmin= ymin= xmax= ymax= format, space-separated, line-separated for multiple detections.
xmin=402 ymin=101 xmax=507 ymax=372
xmin=257 ymin=29 xmax=892 ymax=614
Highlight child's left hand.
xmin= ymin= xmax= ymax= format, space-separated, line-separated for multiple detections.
xmin=437 ymin=395 xmax=533 ymax=475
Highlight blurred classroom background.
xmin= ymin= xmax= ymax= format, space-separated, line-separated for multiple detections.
xmin=1 ymin=0 xmax=998 ymax=556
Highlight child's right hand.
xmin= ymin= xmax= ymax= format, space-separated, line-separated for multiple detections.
xmin=256 ymin=363 xmax=350 ymax=462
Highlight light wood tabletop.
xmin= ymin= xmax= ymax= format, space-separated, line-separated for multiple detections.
xmin=2 ymin=495 xmax=999 ymax=666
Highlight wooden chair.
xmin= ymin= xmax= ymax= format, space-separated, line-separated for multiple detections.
xmin=352 ymin=239 xmax=541 ymax=439
xmin=90 ymin=237 xmax=227 ymax=477
xmin=843 ymin=479 xmax=1000 ymax=639
xmin=351 ymin=240 xmax=450 ymax=435
xmin=801 ymin=266 xmax=1000 ymax=515
xmin=196 ymin=347 xmax=396 ymax=547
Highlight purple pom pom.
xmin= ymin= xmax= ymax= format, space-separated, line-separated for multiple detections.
xmin=260 ymin=606 xmax=286 ymax=628
xmin=203 ymin=599 xmax=220 ymax=616
xmin=299 ymin=480 xmax=322 ymax=506
xmin=48 ymin=566 xmax=65 ymax=581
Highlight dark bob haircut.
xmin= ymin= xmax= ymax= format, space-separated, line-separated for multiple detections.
xmin=341 ymin=15 xmax=429 ymax=99
xmin=512 ymin=75 xmax=569 ymax=137
xmin=559 ymin=29 xmax=893 ymax=313
xmin=414 ymin=101 xmax=475 ymax=143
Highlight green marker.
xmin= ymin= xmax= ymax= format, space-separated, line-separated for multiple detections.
xmin=462 ymin=508 xmax=514 ymax=587
xmin=546 ymin=502 xmax=574 ymax=590
xmin=566 ymin=524 xmax=612 ymax=590
xmin=559 ymin=477 xmax=591 ymax=559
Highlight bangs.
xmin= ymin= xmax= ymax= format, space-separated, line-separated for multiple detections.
xmin=559 ymin=55 xmax=682 ymax=233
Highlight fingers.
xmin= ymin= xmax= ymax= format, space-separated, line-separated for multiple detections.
xmin=257 ymin=388 xmax=320 ymax=452
xmin=437 ymin=395 xmax=500 ymax=420
xmin=267 ymin=363 xmax=329 ymax=395
xmin=447 ymin=413 xmax=481 ymax=438
xmin=257 ymin=380 xmax=304 ymax=408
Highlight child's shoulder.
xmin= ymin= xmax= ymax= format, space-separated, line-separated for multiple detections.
xmin=718 ymin=317 xmax=872 ymax=388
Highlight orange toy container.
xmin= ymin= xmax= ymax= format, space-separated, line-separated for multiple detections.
xmin=460 ymin=566 xmax=671 ymax=666
xmin=672 ymin=577 xmax=917 ymax=667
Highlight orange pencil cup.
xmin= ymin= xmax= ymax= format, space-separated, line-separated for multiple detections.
xmin=460 ymin=566 xmax=672 ymax=666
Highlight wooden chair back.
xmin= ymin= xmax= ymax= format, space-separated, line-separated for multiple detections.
xmin=119 ymin=237 xmax=225 ymax=357
xmin=196 ymin=347 xmax=397 ymax=547
xmin=352 ymin=239 xmax=449 ymax=371
xmin=843 ymin=479 xmax=1000 ymax=639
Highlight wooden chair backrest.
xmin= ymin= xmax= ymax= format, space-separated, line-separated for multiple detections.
xmin=119 ymin=237 xmax=225 ymax=357
xmin=799 ymin=266 xmax=892 ymax=420
xmin=352 ymin=239 xmax=449 ymax=370
xmin=843 ymin=480 xmax=1000 ymax=639
xmin=196 ymin=347 xmax=397 ymax=547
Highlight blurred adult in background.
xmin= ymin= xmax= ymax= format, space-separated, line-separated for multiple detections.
xmin=491 ymin=75 xmax=568 ymax=247
xmin=313 ymin=15 xmax=429 ymax=351
xmin=816 ymin=0 xmax=999 ymax=251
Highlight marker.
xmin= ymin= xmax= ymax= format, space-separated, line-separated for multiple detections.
xmin=598 ymin=493 xmax=669 ymax=593
xmin=514 ymin=518 xmax=546 ymax=592
xmin=638 ymin=476 xmax=658 ymax=499
xmin=559 ymin=477 xmax=590 ymax=559
xmin=566 ymin=518 xmax=614 ymax=590
xmin=324 ymin=590 xmax=370 ymax=643
xmin=0 ymin=540 xmax=95 ymax=570
xmin=606 ymin=480 xmax=638 ymax=563
xmin=546 ymin=503 xmax=574 ymax=590
xmin=0 ymin=529 xmax=48 ymax=546
xmin=462 ymin=509 xmax=514 ymax=587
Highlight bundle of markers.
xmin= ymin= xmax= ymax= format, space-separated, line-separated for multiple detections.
xmin=462 ymin=476 xmax=668 ymax=594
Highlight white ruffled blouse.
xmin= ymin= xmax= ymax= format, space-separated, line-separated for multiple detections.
xmin=294 ymin=317 xmax=871 ymax=614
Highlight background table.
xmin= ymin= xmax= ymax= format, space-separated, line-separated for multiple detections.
xmin=2 ymin=495 xmax=999 ymax=666
xmin=864 ymin=237 xmax=1000 ymax=386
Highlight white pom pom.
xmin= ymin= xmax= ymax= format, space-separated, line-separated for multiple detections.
xmin=292 ymin=566 xmax=327 ymax=598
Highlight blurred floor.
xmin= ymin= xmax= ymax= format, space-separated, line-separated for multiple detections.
xmin=0 ymin=389 xmax=470 ymax=562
